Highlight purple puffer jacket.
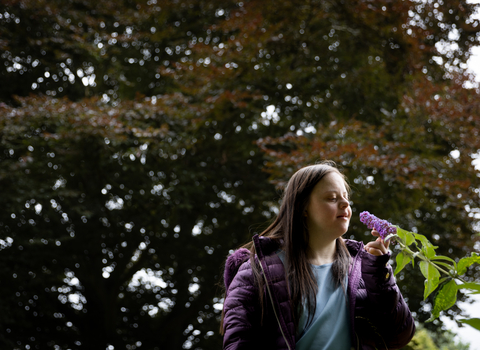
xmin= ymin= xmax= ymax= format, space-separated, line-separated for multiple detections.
xmin=222 ymin=235 xmax=415 ymax=350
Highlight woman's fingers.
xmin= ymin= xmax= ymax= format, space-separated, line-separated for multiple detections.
xmin=383 ymin=236 xmax=390 ymax=250
xmin=365 ymin=237 xmax=389 ymax=256
xmin=365 ymin=246 xmax=384 ymax=256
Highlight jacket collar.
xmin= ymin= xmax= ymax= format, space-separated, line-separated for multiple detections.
xmin=224 ymin=248 xmax=250 ymax=290
xmin=255 ymin=235 xmax=364 ymax=260
xmin=224 ymin=236 xmax=364 ymax=290
xmin=345 ymin=238 xmax=364 ymax=258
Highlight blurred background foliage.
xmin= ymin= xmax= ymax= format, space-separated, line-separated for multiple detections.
xmin=1 ymin=0 xmax=480 ymax=349
xmin=403 ymin=325 xmax=471 ymax=350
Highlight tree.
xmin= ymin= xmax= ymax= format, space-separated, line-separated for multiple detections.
xmin=0 ymin=0 xmax=230 ymax=101
xmin=0 ymin=94 xmax=278 ymax=349
xmin=1 ymin=0 xmax=480 ymax=348
xmin=179 ymin=0 xmax=480 ymax=328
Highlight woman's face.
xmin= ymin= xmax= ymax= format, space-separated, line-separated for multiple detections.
xmin=304 ymin=172 xmax=351 ymax=239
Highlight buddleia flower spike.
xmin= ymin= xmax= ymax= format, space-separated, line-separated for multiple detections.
xmin=359 ymin=211 xmax=397 ymax=240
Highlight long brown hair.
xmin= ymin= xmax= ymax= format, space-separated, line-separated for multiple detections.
xmin=221 ymin=161 xmax=352 ymax=332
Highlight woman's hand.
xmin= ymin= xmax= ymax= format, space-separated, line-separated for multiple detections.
xmin=364 ymin=229 xmax=390 ymax=256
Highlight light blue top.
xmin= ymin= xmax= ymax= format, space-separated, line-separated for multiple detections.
xmin=277 ymin=251 xmax=352 ymax=350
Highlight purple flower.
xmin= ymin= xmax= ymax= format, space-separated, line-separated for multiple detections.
xmin=359 ymin=211 xmax=397 ymax=240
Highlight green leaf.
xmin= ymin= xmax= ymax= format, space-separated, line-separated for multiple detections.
xmin=394 ymin=251 xmax=411 ymax=276
xmin=414 ymin=233 xmax=437 ymax=259
xmin=458 ymin=318 xmax=480 ymax=331
xmin=397 ymin=227 xmax=415 ymax=246
xmin=414 ymin=232 xmax=429 ymax=246
xmin=458 ymin=282 xmax=480 ymax=295
xmin=423 ymin=245 xmax=437 ymax=259
xmin=420 ymin=260 xmax=441 ymax=299
xmin=430 ymin=254 xmax=456 ymax=265
xmin=396 ymin=227 xmax=406 ymax=241
xmin=457 ymin=253 xmax=480 ymax=276
xmin=427 ymin=279 xmax=457 ymax=322
xmin=430 ymin=260 xmax=454 ymax=271
xmin=405 ymin=231 xmax=416 ymax=247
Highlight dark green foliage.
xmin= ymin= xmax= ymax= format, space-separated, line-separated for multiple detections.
xmin=1 ymin=0 xmax=480 ymax=348
xmin=0 ymin=96 xmax=276 ymax=349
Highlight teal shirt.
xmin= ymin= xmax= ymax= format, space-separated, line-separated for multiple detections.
xmin=277 ymin=251 xmax=352 ymax=350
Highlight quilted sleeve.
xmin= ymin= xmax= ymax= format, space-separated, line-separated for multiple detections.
xmin=222 ymin=260 xmax=262 ymax=350
xmin=360 ymin=251 xmax=416 ymax=349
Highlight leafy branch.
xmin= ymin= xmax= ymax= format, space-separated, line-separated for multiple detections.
xmin=361 ymin=212 xmax=480 ymax=331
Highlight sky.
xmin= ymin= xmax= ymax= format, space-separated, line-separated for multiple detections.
xmin=441 ymin=293 xmax=480 ymax=349
xmin=441 ymin=32 xmax=480 ymax=350
xmin=468 ymin=46 xmax=480 ymax=86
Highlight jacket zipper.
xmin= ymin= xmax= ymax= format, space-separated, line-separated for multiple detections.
xmin=255 ymin=245 xmax=293 ymax=350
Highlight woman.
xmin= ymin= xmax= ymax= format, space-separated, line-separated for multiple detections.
xmin=221 ymin=162 xmax=415 ymax=349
